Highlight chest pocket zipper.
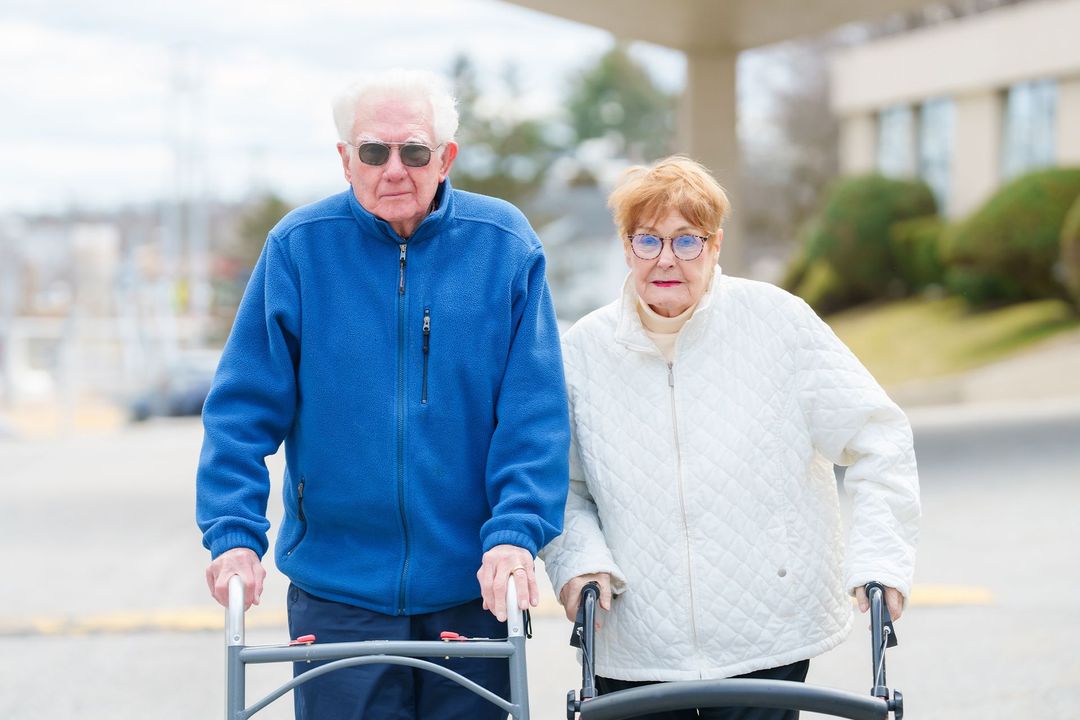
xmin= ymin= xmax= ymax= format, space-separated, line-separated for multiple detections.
xmin=286 ymin=477 xmax=307 ymax=558
xmin=421 ymin=308 xmax=431 ymax=405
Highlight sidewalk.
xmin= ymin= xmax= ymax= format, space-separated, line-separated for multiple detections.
xmin=887 ymin=327 xmax=1080 ymax=416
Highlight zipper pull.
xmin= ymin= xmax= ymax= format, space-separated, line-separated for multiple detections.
xmin=398 ymin=243 xmax=407 ymax=294
xmin=422 ymin=309 xmax=431 ymax=352
xmin=667 ymin=363 xmax=675 ymax=388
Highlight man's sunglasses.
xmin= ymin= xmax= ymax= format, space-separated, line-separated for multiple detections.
xmin=347 ymin=141 xmax=443 ymax=168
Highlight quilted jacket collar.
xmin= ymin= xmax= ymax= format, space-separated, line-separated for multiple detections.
xmin=614 ymin=264 xmax=724 ymax=353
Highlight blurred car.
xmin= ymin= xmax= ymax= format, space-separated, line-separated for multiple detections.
xmin=130 ymin=349 xmax=221 ymax=422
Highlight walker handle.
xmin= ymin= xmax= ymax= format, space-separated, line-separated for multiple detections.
xmin=226 ymin=573 xmax=527 ymax=643
xmin=864 ymin=581 xmax=898 ymax=702
xmin=226 ymin=574 xmax=245 ymax=647
xmin=567 ymin=581 xmax=601 ymax=719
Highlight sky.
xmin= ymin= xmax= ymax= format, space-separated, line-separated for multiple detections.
xmin=0 ymin=0 xmax=687 ymax=214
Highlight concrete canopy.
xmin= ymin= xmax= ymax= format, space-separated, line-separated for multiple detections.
xmin=504 ymin=0 xmax=938 ymax=51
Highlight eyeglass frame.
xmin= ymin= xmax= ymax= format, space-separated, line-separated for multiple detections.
xmin=627 ymin=232 xmax=712 ymax=261
xmin=344 ymin=140 xmax=446 ymax=168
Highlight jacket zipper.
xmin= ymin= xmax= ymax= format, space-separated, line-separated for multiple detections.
xmin=297 ymin=477 xmax=306 ymax=522
xmin=396 ymin=242 xmax=411 ymax=614
xmin=286 ymin=477 xmax=307 ymax=557
xmin=421 ymin=308 xmax=431 ymax=405
xmin=668 ymin=362 xmax=702 ymax=664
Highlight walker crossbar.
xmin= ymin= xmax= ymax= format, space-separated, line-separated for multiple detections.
xmin=568 ymin=581 xmax=904 ymax=720
xmin=224 ymin=575 xmax=531 ymax=719
xmin=577 ymin=679 xmax=889 ymax=720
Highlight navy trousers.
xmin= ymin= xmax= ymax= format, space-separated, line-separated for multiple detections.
xmin=287 ymin=584 xmax=510 ymax=720
xmin=596 ymin=659 xmax=811 ymax=720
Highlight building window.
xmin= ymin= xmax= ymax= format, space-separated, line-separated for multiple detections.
xmin=919 ymin=97 xmax=954 ymax=214
xmin=877 ymin=104 xmax=917 ymax=178
xmin=1001 ymin=79 xmax=1057 ymax=180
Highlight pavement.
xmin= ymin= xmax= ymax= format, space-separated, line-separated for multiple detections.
xmin=887 ymin=327 xmax=1080 ymax=409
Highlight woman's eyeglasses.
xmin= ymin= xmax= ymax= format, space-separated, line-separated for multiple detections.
xmin=347 ymin=141 xmax=443 ymax=168
xmin=629 ymin=233 xmax=709 ymax=261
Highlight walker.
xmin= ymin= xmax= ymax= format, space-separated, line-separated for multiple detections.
xmin=223 ymin=575 xmax=532 ymax=719
xmin=565 ymin=581 xmax=904 ymax=719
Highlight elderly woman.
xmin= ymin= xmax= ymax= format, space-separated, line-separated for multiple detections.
xmin=540 ymin=156 xmax=920 ymax=720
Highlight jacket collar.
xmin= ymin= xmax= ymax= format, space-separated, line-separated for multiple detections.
xmin=614 ymin=265 xmax=723 ymax=353
xmin=346 ymin=177 xmax=455 ymax=246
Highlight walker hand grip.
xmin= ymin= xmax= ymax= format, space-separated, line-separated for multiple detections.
xmin=568 ymin=581 xmax=601 ymax=718
xmin=226 ymin=574 xmax=245 ymax=647
xmin=864 ymin=581 xmax=898 ymax=704
xmin=506 ymin=578 xmax=528 ymax=638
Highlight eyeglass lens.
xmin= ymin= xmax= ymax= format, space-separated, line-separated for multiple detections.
xmin=632 ymin=234 xmax=705 ymax=260
xmin=357 ymin=142 xmax=433 ymax=168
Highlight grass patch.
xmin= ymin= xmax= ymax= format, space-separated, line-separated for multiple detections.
xmin=826 ymin=297 xmax=1080 ymax=387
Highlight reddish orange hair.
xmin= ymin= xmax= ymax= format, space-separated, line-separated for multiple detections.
xmin=608 ymin=155 xmax=730 ymax=245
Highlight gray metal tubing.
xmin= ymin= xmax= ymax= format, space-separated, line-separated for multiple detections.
xmin=225 ymin=573 xmax=530 ymax=718
xmin=504 ymin=580 xmax=529 ymax=719
xmin=226 ymin=646 xmax=244 ymax=720
xmin=507 ymin=635 xmax=530 ymax=720
xmin=241 ymin=655 xmax=517 ymax=719
xmin=577 ymin=679 xmax=889 ymax=720
xmin=226 ymin=576 xmax=245 ymax=720
xmin=241 ymin=639 xmax=514 ymax=664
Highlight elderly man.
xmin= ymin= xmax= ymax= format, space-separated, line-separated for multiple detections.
xmin=196 ymin=69 xmax=570 ymax=719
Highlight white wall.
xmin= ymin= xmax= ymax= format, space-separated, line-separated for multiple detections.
xmin=831 ymin=0 xmax=1080 ymax=217
xmin=831 ymin=0 xmax=1080 ymax=115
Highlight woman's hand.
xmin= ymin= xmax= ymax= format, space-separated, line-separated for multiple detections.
xmin=559 ymin=572 xmax=612 ymax=627
xmin=855 ymin=585 xmax=905 ymax=621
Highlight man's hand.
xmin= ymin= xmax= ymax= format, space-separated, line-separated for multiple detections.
xmin=206 ymin=548 xmax=266 ymax=610
xmin=559 ymin=573 xmax=612 ymax=627
xmin=477 ymin=544 xmax=537 ymax=622
xmin=855 ymin=584 xmax=905 ymax=621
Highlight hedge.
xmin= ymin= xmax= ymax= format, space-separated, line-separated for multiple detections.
xmin=943 ymin=167 xmax=1080 ymax=303
xmin=805 ymin=175 xmax=938 ymax=301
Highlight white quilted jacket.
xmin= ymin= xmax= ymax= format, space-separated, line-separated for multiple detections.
xmin=541 ymin=269 xmax=920 ymax=681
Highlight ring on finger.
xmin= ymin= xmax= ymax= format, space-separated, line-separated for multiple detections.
xmin=510 ymin=565 xmax=527 ymax=575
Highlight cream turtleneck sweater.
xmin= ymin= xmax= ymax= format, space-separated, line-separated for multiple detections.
xmin=635 ymin=296 xmax=697 ymax=363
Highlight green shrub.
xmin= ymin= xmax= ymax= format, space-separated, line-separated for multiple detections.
xmin=1062 ymin=194 xmax=1080 ymax=308
xmin=943 ymin=167 xmax=1080 ymax=303
xmin=889 ymin=216 xmax=946 ymax=291
xmin=779 ymin=218 xmax=820 ymax=293
xmin=794 ymin=259 xmax=853 ymax=314
xmin=805 ymin=175 xmax=937 ymax=301
xmin=779 ymin=248 xmax=809 ymax=294
xmin=943 ymin=267 xmax=1027 ymax=306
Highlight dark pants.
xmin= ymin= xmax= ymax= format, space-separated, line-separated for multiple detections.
xmin=596 ymin=659 xmax=811 ymax=720
xmin=287 ymin=584 xmax=510 ymax=720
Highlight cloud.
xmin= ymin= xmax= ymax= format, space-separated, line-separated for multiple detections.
xmin=0 ymin=0 xmax=684 ymax=212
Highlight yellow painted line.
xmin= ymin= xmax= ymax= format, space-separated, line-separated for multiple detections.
xmin=0 ymin=608 xmax=288 ymax=638
xmin=0 ymin=585 xmax=990 ymax=638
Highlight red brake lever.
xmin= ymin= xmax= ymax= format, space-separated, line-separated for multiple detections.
xmin=439 ymin=631 xmax=467 ymax=641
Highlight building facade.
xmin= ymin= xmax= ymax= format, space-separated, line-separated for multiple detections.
xmin=831 ymin=0 xmax=1080 ymax=217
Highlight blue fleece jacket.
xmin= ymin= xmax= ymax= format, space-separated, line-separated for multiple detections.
xmin=196 ymin=180 xmax=570 ymax=615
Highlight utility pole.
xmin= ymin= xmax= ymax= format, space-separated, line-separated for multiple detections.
xmin=163 ymin=45 xmax=212 ymax=364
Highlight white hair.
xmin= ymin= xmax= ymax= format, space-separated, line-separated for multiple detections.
xmin=332 ymin=68 xmax=459 ymax=146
